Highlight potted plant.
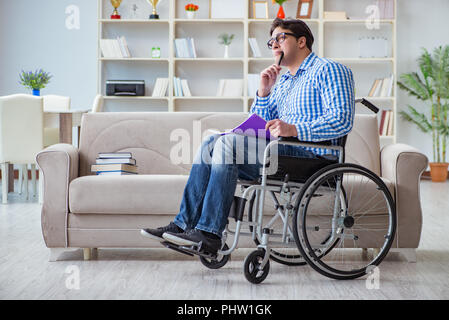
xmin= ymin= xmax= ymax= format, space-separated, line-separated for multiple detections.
xmin=218 ymin=33 xmax=234 ymax=58
xmin=19 ymin=69 xmax=52 ymax=96
xmin=398 ymin=45 xmax=449 ymax=182
xmin=272 ymin=0 xmax=290 ymax=19
xmin=185 ymin=3 xmax=198 ymax=19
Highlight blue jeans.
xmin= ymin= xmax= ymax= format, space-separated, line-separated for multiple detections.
xmin=173 ymin=134 xmax=322 ymax=237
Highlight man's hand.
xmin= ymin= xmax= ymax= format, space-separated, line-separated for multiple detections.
xmin=265 ymin=119 xmax=298 ymax=138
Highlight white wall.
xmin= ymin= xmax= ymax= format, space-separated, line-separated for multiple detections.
xmin=0 ymin=0 xmax=97 ymax=110
xmin=396 ymin=0 xmax=449 ymax=163
xmin=0 ymin=0 xmax=448 ymax=163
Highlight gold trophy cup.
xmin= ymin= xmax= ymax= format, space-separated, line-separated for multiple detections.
xmin=147 ymin=0 xmax=162 ymax=19
xmin=110 ymin=0 xmax=122 ymax=19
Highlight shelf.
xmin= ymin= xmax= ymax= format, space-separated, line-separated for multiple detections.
xmin=249 ymin=57 xmax=275 ymax=62
xmin=99 ymin=58 xmax=170 ymax=62
xmin=99 ymin=19 xmax=170 ymax=24
xmin=174 ymin=58 xmax=244 ymax=62
xmin=174 ymin=96 xmax=244 ymax=100
xmin=103 ymin=96 xmax=169 ymax=100
xmin=329 ymin=57 xmax=394 ymax=63
xmin=248 ymin=19 xmax=319 ymax=24
xmin=323 ymin=19 xmax=394 ymax=24
xmin=175 ymin=19 xmax=244 ymax=23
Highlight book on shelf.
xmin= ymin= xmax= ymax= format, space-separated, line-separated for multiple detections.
xmin=248 ymin=74 xmax=260 ymax=96
xmin=173 ymin=77 xmax=192 ymax=97
xmin=174 ymin=38 xmax=197 ymax=58
xmin=379 ymin=109 xmax=393 ymax=136
xmin=368 ymin=74 xmax=394 ymax=97
xmin=97 ymin=171 xmax=137 ymax=176
xmin=216 ymin=79 xmax=243 ymax=97
xmin=100 ymin=37 xmax=131 ymax=58
xmin=248 ymin=38 xmax=262 ymax=58
xmin=375 ymin=0 xmax=394 ymax=19
xmin=152 ymin=78 xmax=169 ymax=97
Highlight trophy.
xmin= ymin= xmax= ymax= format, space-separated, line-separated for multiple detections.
xmin=147 ymin=0 xmax=162 ymax=19
xmin=110 ymin=0 xmax=122 ymax=19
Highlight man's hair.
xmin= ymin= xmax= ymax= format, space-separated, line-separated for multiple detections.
xmin=270 ymin=18 xmax=314 ymax=51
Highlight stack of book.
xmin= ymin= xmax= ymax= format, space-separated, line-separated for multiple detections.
xmin=174 ymin=38 xmax=197 ymax=58
xmin=368 ymin=74 xmax=394 ymax=97
xmin=173 ymin=77 xmax=192 ymax=97
xmin=217 ymin=79 xmax=243 ymax=97
xmin=152 ymin=78 xmax=169 ymax=97
xmin=91 ymin=152 xmax=138 ymax=176
xmin=100 ymin=36 xmax=131 ymax=58
xmin=379 ymin=110 xmax=394 ymax=136
xmin=248 ymin=38 xmax=262 ymax=57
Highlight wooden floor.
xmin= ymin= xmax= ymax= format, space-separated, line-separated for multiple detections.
xmin=1 ymin=179 xmax=449 ymax=300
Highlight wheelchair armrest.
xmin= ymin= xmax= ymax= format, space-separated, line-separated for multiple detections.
xmin=276 ymin=136 xmax=342 ymax=152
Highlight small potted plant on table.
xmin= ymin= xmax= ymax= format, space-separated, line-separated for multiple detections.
xmin=19 ymin=69 xmax=52 ymax=96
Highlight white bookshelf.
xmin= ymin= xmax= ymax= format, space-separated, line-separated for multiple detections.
xmin=97 ymin=0 xmax=397 ymax=145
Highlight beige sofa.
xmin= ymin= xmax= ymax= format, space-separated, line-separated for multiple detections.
xmin=36 ymin=112 xmax=428 ymax=262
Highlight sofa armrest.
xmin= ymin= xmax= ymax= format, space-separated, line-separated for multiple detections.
xmin=36 ymin=143 xmax=79 ymax=248
xmin=380 ymin=143 xmax=428 ymax=248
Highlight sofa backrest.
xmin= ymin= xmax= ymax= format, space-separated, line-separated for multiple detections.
xmin=78 ymin=112 xmax=380 ymax=177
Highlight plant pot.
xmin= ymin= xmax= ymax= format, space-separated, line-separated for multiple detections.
xmin=429 ymin=162 xmax=449 ymax=182
xmin=32 ymin=89 xmax=40 ymax=96
xmin=186 ymin=11 xmax=195 ymax=19
xmin=277 ymin=5 xmax=285 ymax=19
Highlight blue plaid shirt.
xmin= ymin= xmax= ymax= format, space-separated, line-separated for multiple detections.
xmin=250 ymin=52 xmax=355 ymax=157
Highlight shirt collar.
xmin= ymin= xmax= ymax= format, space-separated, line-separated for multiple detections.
xmin=281 ymin=52 xmax=317 ymax=80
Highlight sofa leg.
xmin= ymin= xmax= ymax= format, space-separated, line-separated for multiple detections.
xmin=91 ymin=248 xmax=98 ymax=259
xmin=390 ymin=248 xmax=417 ymax=263
xmin=83 ymin=248 xmax=92 ymax=261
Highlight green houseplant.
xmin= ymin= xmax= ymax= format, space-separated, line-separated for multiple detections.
xmin=218 ymin=33 xmax=234 ymax=58
xmin=19 ymin=69 xmax=52 ymax=96
xmin=398 ymin=45 xmax=449 ymax=182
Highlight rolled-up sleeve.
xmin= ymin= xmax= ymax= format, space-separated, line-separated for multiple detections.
xmin=250 ymin=88 xmax=279 ymax=121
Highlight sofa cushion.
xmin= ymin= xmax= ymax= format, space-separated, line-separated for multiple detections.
xmin=69 ymin=175 xmax=188 ymax=215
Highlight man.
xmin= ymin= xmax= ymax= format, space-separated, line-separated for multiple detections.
xmin=141 ymin=18 xmax=355 ymax=254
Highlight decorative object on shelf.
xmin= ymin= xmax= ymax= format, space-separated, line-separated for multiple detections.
xmin=218 ymin=33 xmax=234 ymax=58
xmin=130 ymin=4 xmax=139 ymax=19
xmin=358 ymin=36 xmax=389 ymax=58
xmin=110 ymin=0 xmax=122 ymax=19
xmin=272 ymin=0 xmax=289 ymax=19
xmin=398 ymin=45 xmax=449 ymax=182
xmin=106 ymin=80 xmax=145 ymax=96
xmin=19 ymin=69 xmax=52 ymax=96
xmin=253 ymin=1 xmax=268 ymax=19
xmin=323 ymin=11 xmax=347 ymax=20
xmin=151 ymin=47 xmax=161 ymax=58
xmin=296 ymin=0 xmax=313 ymax=19
xmin=185 ymin=3 xmax=199 ymax=19
xmin=209 ymin=0 xmax=245 ymax=19
xmin=146 ymin=0 xmax=162 ymax=19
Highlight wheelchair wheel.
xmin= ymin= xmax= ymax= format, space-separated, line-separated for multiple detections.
xmin=200 ymin=244 xmax=230 ymax=269
xmin=247 ymin=191 xmax=306 ymax=266
xmin=243 ymin=249 xmax=270 ymax=284
xmin=293 ymin=163 xmax=396 ymax=280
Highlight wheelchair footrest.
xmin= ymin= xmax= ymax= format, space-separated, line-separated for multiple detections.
xmin=161 ymin=241 xmax=218 ymax=260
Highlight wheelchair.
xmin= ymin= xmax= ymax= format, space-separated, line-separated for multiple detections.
xmin=162 ymin=99 xmax=396 ymax=284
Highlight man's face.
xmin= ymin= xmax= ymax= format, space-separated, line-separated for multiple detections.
xmin=270 ymin=27 xmax=307 ymax=63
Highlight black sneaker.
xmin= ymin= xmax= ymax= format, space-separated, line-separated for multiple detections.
xmin=140 ymin=222 xmax=183 ymax=241
xmin=163 ymin=229 xmax=222 ymax=254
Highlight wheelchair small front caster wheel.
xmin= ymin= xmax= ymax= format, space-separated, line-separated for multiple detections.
xmin=243 ymin=249 xmax=270 ymax=284
xmin=200 ymin=244 xmax=230 ymax=269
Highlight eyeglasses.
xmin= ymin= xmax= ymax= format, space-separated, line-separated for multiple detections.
xmin=267 ymin=32 xmax=298 ymax=49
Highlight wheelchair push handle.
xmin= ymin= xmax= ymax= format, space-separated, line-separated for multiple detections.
xmin=355 ymin=98 xmax=379 ymax=114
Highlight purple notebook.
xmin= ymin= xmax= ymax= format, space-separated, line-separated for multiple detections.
xmin=221 ymin=114 xmax=276 ymax=140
